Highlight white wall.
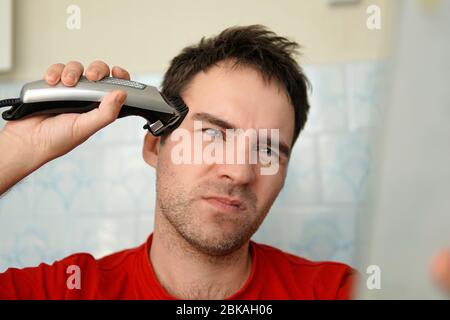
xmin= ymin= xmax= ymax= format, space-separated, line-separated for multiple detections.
xmin=0 ymin=0 xmax=393 ymax=80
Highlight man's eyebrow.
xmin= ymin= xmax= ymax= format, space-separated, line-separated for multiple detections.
xmin=257 ymin=133 xmax=290 ymax=158
xmin=191 ymin=112 xmax=236 ymax=130
xmin=191 ymin=112 xmax=291 ymax=158
xmin=269 ymin=138 xmax=291 ymax=158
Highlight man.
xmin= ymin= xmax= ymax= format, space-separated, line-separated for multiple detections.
xmin=0 ymin=25 xmax=355 ymax=299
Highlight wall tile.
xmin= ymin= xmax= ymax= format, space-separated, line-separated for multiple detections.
xmin=303 ymin=64 xmax=348 ymax=133
xmin=135 ymin=215 xmax=155 ymax=244
xmin=0 ymin=175 xmax=34 ymax=217
xmin=65 ymin=216 xmax=137 ymax=259
xmin=277 ymin=136 xmax=320 ymax=205
xmin=282 ymin=208 xmax=356 ymax=266
xmin=318 ymin=131 xmax=371 ymax=204
xmin=346 ymin=62 xmax=385 ymax=130
xmin=0 ymin=216 xmax=73 ymax=272
xmin=100 ymin=144 xmax=156 ymax=213
xmin=31 ymin=144 xmax=106 ymax=215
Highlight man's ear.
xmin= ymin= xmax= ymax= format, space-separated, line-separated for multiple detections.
xmin=142 ymin=132 xmax=160 ymax=168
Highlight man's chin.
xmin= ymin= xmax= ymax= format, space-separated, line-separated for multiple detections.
xmin=181 ymin=227 xmax=249 ymax=257
xmin=189 ymin=240 xmax=246 ymax=257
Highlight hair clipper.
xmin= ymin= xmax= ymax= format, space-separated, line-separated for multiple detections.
xmin=0 ymin=76 xmax=188 ymax=136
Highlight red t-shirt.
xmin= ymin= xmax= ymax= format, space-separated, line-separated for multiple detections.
xmin=0 ymin=234 xmax=355 ymax=299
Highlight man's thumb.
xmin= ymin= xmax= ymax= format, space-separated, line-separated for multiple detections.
xmin=74 ymin=90 xmax=127 ymax=138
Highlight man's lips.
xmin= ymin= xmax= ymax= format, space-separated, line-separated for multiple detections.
xmin=202 ymin=196 xmax=245 ymax=212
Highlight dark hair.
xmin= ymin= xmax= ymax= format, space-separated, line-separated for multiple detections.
xmin=161 ymin=24 xmax=311 ymax=147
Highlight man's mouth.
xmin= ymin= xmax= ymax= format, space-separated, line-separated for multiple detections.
xmin=202 ymin=196 xmax=245 ymax=213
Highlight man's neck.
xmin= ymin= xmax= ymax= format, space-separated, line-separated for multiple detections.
xmin=149 ymin=212 xmax=252 ymax=299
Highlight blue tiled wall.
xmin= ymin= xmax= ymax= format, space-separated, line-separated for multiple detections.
xmin=0 ymin=63 xmax=383 ymax=271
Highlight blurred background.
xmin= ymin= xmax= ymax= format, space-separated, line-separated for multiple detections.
xmin=0 ymin=0 xmax=393 ymax=271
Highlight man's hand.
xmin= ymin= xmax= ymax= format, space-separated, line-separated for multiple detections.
xmin=0 ymin=60 xmax=130 ymax=195
xmin=431 ymin=249 xmax=450 ymax=295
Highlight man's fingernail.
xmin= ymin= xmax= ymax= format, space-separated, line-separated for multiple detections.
xmin=47 ymin=73 xmax=56 ymax=83
xmin=66 ymin=71 xmax=76 ymax=81
xmin=92 ymin=68 xmax=100 ymax=80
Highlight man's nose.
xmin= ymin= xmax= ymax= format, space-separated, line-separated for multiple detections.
xmin=216 ymin=161 xmax=257 ymax=185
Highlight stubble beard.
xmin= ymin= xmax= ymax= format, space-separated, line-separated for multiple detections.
xmin=156 ymin=171 xmax=265 ymax=257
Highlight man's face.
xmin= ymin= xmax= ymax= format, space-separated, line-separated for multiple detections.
xmin=154 ymin=61 xmax=295 ymax=256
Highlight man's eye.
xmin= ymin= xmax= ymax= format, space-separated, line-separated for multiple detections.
xmin=257 ymin=145 xmax=280 ymax=165
xmin=203 ymin=128 xmax=223 ymax=139
xmin=258 ymin=146 xmax=272 ymax=156
xmin=259 ymin=148 xmax=272 ymax=157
